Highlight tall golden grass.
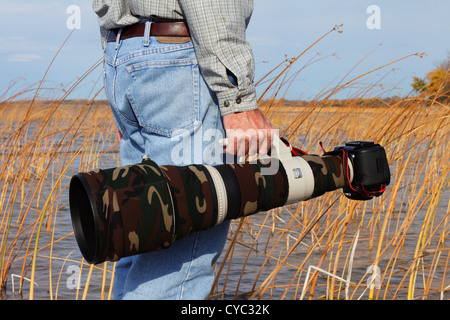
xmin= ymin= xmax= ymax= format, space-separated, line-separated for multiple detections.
xmin=0 ymin=27 xmax=449 ymax=300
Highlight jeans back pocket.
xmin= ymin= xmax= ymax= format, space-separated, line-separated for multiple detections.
xmin=125 ymin=58 xmax=200 ymax=137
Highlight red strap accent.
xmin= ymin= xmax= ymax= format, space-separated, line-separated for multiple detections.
xmin=280 ymin=137 xmax=307 ymax=156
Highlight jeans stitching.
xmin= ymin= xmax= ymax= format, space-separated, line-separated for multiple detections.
xmin=114 ymin=42 xmax=194 ymax=66
xmin=109 ymin=66 xmax=139 ymax=128
xmin=179 ymin=232 xmax=200 ymax=300
xmin=125 ymin=58 xmax=197 ymax=72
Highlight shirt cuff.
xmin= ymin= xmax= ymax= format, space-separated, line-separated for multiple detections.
xmin=217 ymin=84 xmax=259 ymax=116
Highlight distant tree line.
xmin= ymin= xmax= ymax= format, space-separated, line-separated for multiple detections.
xmin=411 ymin=51 xmax=450 ymax=103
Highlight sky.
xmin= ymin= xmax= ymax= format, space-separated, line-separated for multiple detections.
xmin=0 ymin=0 xmax=449 ymax=101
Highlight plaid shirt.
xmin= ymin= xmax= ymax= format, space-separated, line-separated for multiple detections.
xmin=93 ymin=0 xmax=258 ymax=115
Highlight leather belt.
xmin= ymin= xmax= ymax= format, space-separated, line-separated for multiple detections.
xmin=107 ymin=21 xmax=190 ymax=42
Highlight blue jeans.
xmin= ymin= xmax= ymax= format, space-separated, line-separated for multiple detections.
xmin=103 ymin=24 xmax=230 ymax=300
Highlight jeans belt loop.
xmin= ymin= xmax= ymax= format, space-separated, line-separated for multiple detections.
xmin=115 ymin=28 xmax=122 ymax=50
xmin=103 ymin=30 xmax=110 ymax=50
xmin=143 ymin=21 xmax=152 ymax=47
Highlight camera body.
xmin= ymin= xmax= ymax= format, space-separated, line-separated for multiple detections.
xmin=334 ymin=141 xmax=390 ymax=200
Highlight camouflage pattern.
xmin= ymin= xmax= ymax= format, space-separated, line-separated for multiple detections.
xmin=71 ymin=153 xmax=350 ymax=264
xmin=159 ymin=160 xmax=289 ymax=236
xmin=301 ymin=154 xmax=348 ymax=199
xmin=224 ymin=161 xmax=289 ymax=218
xmin=74 ymin=158 xmax=175 ymax=263
xmin=159 ymin=164 xmax=217 ymax=240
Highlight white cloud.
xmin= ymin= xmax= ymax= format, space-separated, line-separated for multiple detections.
xmin=0 ymin=36 xmax=57 ymax=53
xmin=6 ymin=53 xmax=43 ymax=62
xmin=248 ymin=36 xmax=284 ymax=47
xmin=0 ymin=1 xmax=48 ymax=14
xmin=0 ymin=36 xmax=59 ymax=64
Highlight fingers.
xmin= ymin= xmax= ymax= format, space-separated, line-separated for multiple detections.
xmin=222 ymin=128 xmax=274 ymax=159
xmin=258 ymin=128 xmax=270 ymax=156
xmin=221 ymin=108 xmax=276 ymax=159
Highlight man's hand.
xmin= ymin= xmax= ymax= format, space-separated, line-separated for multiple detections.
xmin=222 ymin=108 xmax=274 ymax=158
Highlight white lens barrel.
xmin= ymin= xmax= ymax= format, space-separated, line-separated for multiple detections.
xmin=203 ymin=165 xmax=228 ymax=225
